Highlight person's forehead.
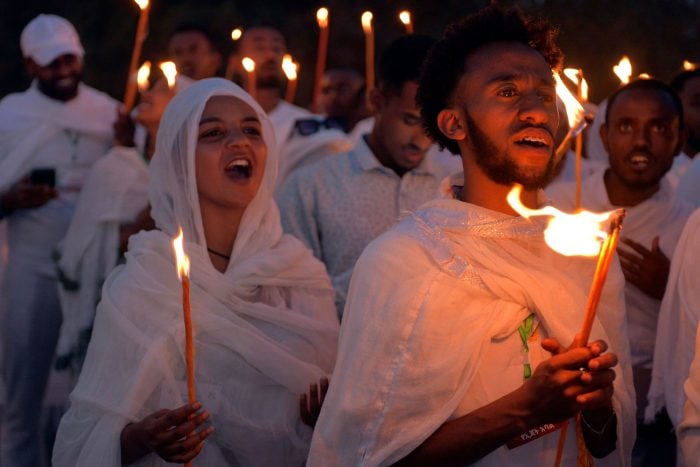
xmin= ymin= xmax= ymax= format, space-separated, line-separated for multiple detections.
xmin=609 ymin=89 xmax=678 ymax=119
xmin=680 ymin=76 xmax=700 ymax=97
xmin=242 ymin=28 xmax=285 ymax=46
xmin=327 ymin=71 xmax=361 ymax=86
xmin=462 ymin=41 xmax=554 ymax=85
xmin=168 ymin=30 xmax=210 ymax=49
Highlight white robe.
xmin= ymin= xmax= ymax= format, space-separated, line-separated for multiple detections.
xmin=53 ymin=79 xmax=339 ymax=466
xmin=647 ymin=208 xmax=700 ymax=428
xmin=679 ymin=325 xmax=700 ymax=465
xmin=308 ymin=173 xmax=635 ymax=466
xmin=54 ymin=146 xmax=149 ymax=372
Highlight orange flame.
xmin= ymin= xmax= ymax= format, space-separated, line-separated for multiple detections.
xmin=230 ymin=27 xmax=243 ymax=41
xmin=362 ymin=11 xmax=373 ymax=33
xmin=134 ymin=0 xmax=149 ymax=9
xmin=317 ymin=7 xmax=329 ymax=28
xmin=242 ymin=57 xmax=256 ymax=72
xmin=563 ymin=68 xmax=589 ymax=101
xmin=683 ymin=60 xmax=698 ymax=71
xmin=638 ymin=73 xmax=652 ymax=79
xmin=159 ymin=61 xmax=177 ymax=89
xmin=554 ymin=72 xmax=585 ymax=133
xmin=137 ymin=61 xmax=151 ymax=92
xmin=613 ymin=56 xmax=632 ymax=85
xmin=172 ymin=228 xmax=190 ymax=280
xmin=399 ymin=10 xmax=411 ymax=26
xmin=507 ymin=185 xmax=615 ymax=257
xmin=282 ymin=54 xmax=298 ymax=81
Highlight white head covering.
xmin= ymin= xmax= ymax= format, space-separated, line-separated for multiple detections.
xmin=53 ymin=78 xmax=339 ymax=467
xmin=20 ymin=14 xmax=84 ymax=66
xmin=149 ymin=77 xmax=279 ymax=264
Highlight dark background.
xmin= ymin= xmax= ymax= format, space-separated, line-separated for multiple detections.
xmin=1 ymin=0 xmax=699 ymax=105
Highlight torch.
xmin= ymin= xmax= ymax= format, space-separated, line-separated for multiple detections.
xmin=362 ymin=11 xmax=375 ymax=93
xmin=242 ymin=57 xmax=257 ymax=100
xmin=283 ymin=54 xmax=299 ymax=103
xmin=563 ymin=68 xmax=589 ymax=211
xmin=313 ymin=8 xmax=330 ymax=109
xmin=399 ymin=10 xmax=413 ymax=34
xmin=224 ymin=27 xmax=243 ymax=81
xmin=123 ymin=0 xmax=151 ymax=113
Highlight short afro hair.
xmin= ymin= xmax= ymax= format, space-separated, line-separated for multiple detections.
xmin=416 ymin=6 xmax=563 ymax=154
xmin=377 ymin=34 xmax=436 ymax=96
xmin=605 ymin=78 xmax=684 ymax=127
xmin=670 ymin=69 xmax=700 ymax=94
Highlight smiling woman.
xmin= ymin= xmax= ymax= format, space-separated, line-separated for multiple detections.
xmin=52 ymin=78 xmax=339 ymax=466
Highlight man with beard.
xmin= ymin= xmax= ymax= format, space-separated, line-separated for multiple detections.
xmin=236 ymin=25 xmax=351 ymax=184
xmin=167 ymin=23 xmax=222 ymax=81
xmin=670 ymin=69 xmax=700 ymax=205
xmin=308 ymin=6 xmax=635 ymax=466
xmin=278 ymin=35 xmax=443 ymax=316
xmin=0 ymin=14 xmax=117 ymax=466
xmin=548 ymin=78 xmax=693 ymax=466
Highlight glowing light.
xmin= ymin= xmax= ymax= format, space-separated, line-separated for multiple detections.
xmin=317 ymin=7 xmax=329 ymax=28
xmin=507 ymin=185 xmax=615 ymax=257
xmin=134 ymin=0 xmax=149 ymax=9
xmin=282 ymin=54 xmax=298 ymax=81
xmin=172 ymin=228 xmax=190 ymax=280
xmin=554 ymin=72 xmax=585 ymax=132
xmin=613 ymin=56 xmax=632 ymax=85
xmin=683 ymin=60 xmax=698 ymax=71
xmin=231 ymin=28 xmax=243 ymax=41
xmin=137 ymin=61 xmax=151 ymax=92
xmin=399 ymin=10 xmax=411 ymax=25
xmin=361 ymin=11 xmax=373 ymax=33
xmin=563 ymin=68 xmax=588 ymax=101
xmin=638 ymin=73 xmax=652 ymax=79
xmin=242 ymin=57 xmax=256 ymax=72
xmin=159 ymin=61 xmax=177 ymax=89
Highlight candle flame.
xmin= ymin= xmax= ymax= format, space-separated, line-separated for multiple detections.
xmin=638 ymin=73 xmax=652 ymax=79
xmin=554 ymin=72 xmax=585 ymax=132
xmin=242 ymin=57 xmax=256 ymax=72
xmin=507 ymin=185 xmax=614 ymax=257
xmin=137 ymin=61 xmax=151 ymax=92
xmin=399 ymin=10 xmax=411 ymax=26
xmin=683 ymin=60 xmax=698 ymax=71
xmin=613 ymin=56 xmax=632 ymax=85
xmin=159 ymin=61 xmax=177 ymax=89
xmin=282 ymin=54 xmax=298 ymax=81
xmin=231 ymin=27 xmax=243 ymax=41
xmin=134 ymin=0 xmax=149 ymax=10
xmin=172 ymin=228 xmax=190 ymax=280
xmin=563 ymin=68 xmax=589 ymax=102
xmin=362 ymin=11 xmax=373 ymax=33
xmin=317 ymin=7 xmax=329 ymax=28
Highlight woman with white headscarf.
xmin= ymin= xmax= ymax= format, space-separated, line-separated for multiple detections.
xmin=52 ymin=78 xmax=339 ymax=466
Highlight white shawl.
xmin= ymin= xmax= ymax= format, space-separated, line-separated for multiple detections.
xmin=0 ymin=81 xmax=117 ymax=192
xmin=53 ymin=78 xmax=339 ymax=466
xmin=309 ymin=174 xmax=635 ymax=466
xmin=646 ymin=208 xmax=700 ymax=427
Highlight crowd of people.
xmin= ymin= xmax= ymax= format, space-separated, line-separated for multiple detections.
xmin=0 ymin=4 xmax=699 ymax=466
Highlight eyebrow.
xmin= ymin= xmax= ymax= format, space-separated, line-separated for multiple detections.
xmin=485 ymin=73 xmax=554 ymax=88
xmin=198 ymin=116 xmax=261 ymax=126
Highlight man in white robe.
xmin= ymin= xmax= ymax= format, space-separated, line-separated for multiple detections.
xmin=667 ymin=69 xmax=700 ymax=192
xmin=645 ymin=209 xmax=700 ymax=465
xmin=548 ymin=78 xmax=693 ymax=466
xmin=679 ymin=322 xmax=700 ymax=465
xmin=0 ymin=14 xmax=117 ymax=466
xmin=309 ymin=6 xmax=635 ymax=466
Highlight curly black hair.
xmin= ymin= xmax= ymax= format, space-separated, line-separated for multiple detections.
xmin=377 ymin=34 xmax=436 ymax=96
xmin=416 ymin=5 xmax=563 ymax=155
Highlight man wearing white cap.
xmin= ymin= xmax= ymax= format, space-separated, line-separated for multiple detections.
xmin=0 ymin=14 xmax=117 ymax=466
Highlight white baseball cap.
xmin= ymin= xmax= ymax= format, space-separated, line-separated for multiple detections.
xmin=20 ymin=14 xmax=85 ymax=67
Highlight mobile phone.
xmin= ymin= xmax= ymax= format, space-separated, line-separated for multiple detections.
xmin=29 ymin=168 xmax=56 ymax=188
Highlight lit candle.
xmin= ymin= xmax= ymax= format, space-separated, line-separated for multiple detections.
xmin=613 ymin=56 xmax=632 ymax=85
xmin=683 ymin=60 xmax=698 ymax=71
xmin=399 ymin=10 xmax=413 ymax=34
xmin=123 ymin=0 xmax=151 ymax=113
xmin=136 ymin=61 xmax=151 ymax=92
xmin=563 ymin=68 xmax=589 ymax=211
xmin=224 ymin=27 xmax=244 ymax=81
xmin=283 ymin=54 xmax=299 ymax=103
xmin=313 ymin=8 xmax=330 ymax=108
xmin=242 ymin=57 xmax=256 ymax=99
xmin=362 ymin=11 xmax=375 ymax=92
xmin=172 ymin=228 xmax=196 ymax=405
xmin=159 ymin=61 xmax=178 ymax=90
xmin=638 ymin=72 xmax=652 ymax=79
xmin=554 ymin=72 xmax=587 ymax=176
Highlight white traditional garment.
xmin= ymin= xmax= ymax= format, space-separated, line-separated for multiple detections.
xmin=679 ymin=324 xmax=700 ymax=465
xmin=548 ymin=148 xmax=606 ymax=186
xmin=308 ymin=171 xmax=635 ymax=466
xmin=268 ymin=99 xmax=311 ymax=146
xmin=646 ymin=208 xmax=700 ymax=428
xmin=677 ymin=155 xmax=700 ymax=207
xmin=666 ymin=152 xmax=692 ymax=189
xmin=547 ymin=167 xmax=694 ymax=370
xmin=53 ymin=146 xmax=149 ymax=373
xmin=52 ymin=78 xmax=339 ymax=466
xmin=585 ymin=99 xmax=610 ymax=167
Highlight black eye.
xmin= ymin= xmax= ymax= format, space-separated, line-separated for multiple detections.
xmin=200 ymin=128 xmax=223 ymax=139
xmin=498 ymin=88 xmax=518 ymax=98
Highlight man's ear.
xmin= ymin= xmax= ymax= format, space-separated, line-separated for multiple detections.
xmin=368 ymin=86 xmax=384 ymax=114
xmin=437 ymin=108 xmax=467 ymax=143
